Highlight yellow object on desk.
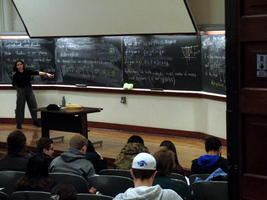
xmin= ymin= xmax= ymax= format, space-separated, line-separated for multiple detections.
xmin=66 ymin=103 xmax=82 ymax=109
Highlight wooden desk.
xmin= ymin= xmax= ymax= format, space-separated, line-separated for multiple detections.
xmin=37 ymin=107 xmax=102 ymax=138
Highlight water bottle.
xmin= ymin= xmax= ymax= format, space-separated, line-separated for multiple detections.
xmin=62 ymin=96 xmax=66 ymax=107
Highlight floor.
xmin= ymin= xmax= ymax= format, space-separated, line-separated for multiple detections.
xmin=0 ymin=123 xmax=227 ymax=170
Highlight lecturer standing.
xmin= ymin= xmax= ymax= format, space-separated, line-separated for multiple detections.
xmin=12 ymin=60 xmax=54 ymax=129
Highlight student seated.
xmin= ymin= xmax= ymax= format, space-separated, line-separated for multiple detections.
xmin=85 ymin=139 xmax=107 ymax=174
xmin=0 ymin=130 xmax=30 ymax=171
xmin=16 ymin=154 xmax=53 ymax=191
xmin=114 ymin=135 xmax=149 ymax=170
xmin=49 ymin=134 xmax=95 ymax=182
xmin=191 ymin=137 xmax=227 ymax=174
xmin=160 ymin=140 xmax=185 ymax=175
xmin=36 ymin=137 xmax=54 ymax=166
xmin=113 ymin=152 xmax=182 ymax=200
xmin=154 ymin=148 xmax=175 ymax=180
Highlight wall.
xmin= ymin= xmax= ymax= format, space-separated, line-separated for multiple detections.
xmin=0 ymin=0 xmax=25 ymax=32
xmin=0 ymin=88 xmax=226 ymax=139
xmin=187 ymin=0 xmax=225 ymax=26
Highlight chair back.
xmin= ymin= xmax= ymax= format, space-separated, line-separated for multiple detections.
xmin=87 ymin=175 xmax=134 ymax=197
xmin=167 ymin=173 xmax=187 ymax=183
xmin=191 ymin=181 xmax=228 ymax=200
xmin=99 ymin=169 xmax=132 ymax=179
xmin=49 ymin=172 xmax=89 ymax=193
xmin=11 ymin=191 xmax=51 ymax=200
xmin=76 ymin=193 xmax=113 ymax=200
xmin=0 ymin=171 xmax=25 ymax=195
xmin=153 ymin=177 xmax=191 ymax=200
xmin=0 ymin=191 xmax=9 ymax=200
xmin=189 ymin=174 xmax=210 ymax=185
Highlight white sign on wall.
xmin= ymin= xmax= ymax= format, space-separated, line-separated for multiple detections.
xmin=256 ymin=54 xmax=267 ymax=78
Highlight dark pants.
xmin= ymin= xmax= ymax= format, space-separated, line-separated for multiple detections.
xmin=16 ymin=86 xmax=38 ymax=124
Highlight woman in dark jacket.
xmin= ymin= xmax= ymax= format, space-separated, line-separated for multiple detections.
xmin=12 ymin=60 xmax=54 ymax=129
xmin=16 ymin=154 xmax=53 ymax=191
xmin=85 ymin=139 xmax=107 ymax=174
xmin=160 ymin=140 xmax=185 ymax=175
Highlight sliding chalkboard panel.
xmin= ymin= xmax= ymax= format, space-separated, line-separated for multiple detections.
xmin=202 ymin=34 xmax=226 ymax=94
xmin=123 ymin=35 xmax=202 ymax=90
xmin=1 ymin=38 xmax=58 ymax=83
xmin=56 ymin=37 xmax=123 ymax=86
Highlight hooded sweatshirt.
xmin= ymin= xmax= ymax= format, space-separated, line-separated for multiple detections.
xmin=49 ymin=148 xmax=95 ymax=182
xmin=113 ymin=185 xmax=183 ymax=200
xmin=191 ymin=155 xmax=227 ymax=174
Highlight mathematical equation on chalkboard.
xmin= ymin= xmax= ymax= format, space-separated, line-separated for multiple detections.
xmin=0 ymin=34 xmax=225 ymax=94
xmin=202 ymin=35 xmax=226 ymax=94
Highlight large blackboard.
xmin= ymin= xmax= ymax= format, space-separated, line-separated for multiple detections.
xmin=123 ymin=35 xmax=201 ymax=90
xmin=1 ymin=38 xmax=58 ymax=83
xmin=55 ymin=37 xmax=123 ymax=87
xmin=0 ymin=35 xmax=225 ymax=94
xmin=202 ymin=35 xmax=226 ymax=94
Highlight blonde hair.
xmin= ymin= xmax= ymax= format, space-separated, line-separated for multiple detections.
xmin=69 ymin=135 xmax=88 ymax=150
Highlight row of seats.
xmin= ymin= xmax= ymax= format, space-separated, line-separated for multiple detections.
xmin=0 ymin=191 xmax=113 ymax=200
xmin=99 ymin=168 xmax=209 ymax=184
xmin=0 ymin=170 xmax=228 ymax=200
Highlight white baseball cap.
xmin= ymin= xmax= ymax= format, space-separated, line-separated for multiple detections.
xmin=132 ymin=153 xmax=156 ymax=170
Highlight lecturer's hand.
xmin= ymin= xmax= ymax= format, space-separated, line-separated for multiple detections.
xmin=46 ymin=73 xmax=54 ymax=78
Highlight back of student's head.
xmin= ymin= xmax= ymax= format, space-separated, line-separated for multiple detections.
xmin=154 ymin=148 xmax=175 ymax=176
xmin=205 ymin=137 xmax=222 ymax=152
xmin=37 ymin=137 xmax=53 ymax=153
xmin=25 ymin=154 xmax=49 ymax=178
xmin=49 ymin=184 xmax=77 ymax=200
xmin=127 ymin=135 xmax=144 ymax=145
xmin=69 ymin=135 xmax=88 ymax=150
xmin=160 ymin=140 xmax=179 ymax=165
xmin=7 ymin=130 xmax=26 ymax=154
xmin=86 ymin=139 xmax=95 ymax=153
xmin=131 ymin=153 xmax=156 ymax=180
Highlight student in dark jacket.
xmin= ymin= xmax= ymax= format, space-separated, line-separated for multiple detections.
xmin=0 ymin=131 xmax=30 ymax=171
xmin=86 ymin=139 xmax=107 ymax=174
xmin=36 ymin=137 xmax=55 ymax=166
xmin=16 ymin=154 xmax=53 ymax=191
xmin=191 ymin=137 xmax=228 ymax=174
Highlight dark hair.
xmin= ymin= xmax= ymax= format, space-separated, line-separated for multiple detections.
xmin=7 ymin=131 xmax=26 ymax=154
xmin=37 ymin=137 xmax=53 ymax=153
xmin=86 ymin=139 xmax=96 ymax=153
xmin=16 ymin=154 xmax=51 ymax=191
xmin=160 ymin=140 xmax=179 ymax=165
xmin=50 ymin=184 xmax=77 ymax=200
xmin=127 ymin=135 xmax=144 ymax=145
xmin=154 ymin=148 xmax=175 ymax=176
xmin=132 ymin=169 xmax=155 ymax=180
xmin=13 ymin=60 xmax=25 ymax=72
xmin=205 ymin=137 xmax=222 ymax=152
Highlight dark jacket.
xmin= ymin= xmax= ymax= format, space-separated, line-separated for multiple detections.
xmin=12 ymin=70 xmax=39 ymax=88
xmin=0 ymin=153 xmax=30 ymax=171
xmin=49 ymin=148 xmax=95 ymax=182
xmin=86 ymin=152 xmax=107 ymax=174
xmin=191 ymin=155 xmax=228 ymax=174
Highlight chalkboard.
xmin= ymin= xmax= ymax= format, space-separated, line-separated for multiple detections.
xmin=55 ymin=37 xmax=123 ymax=86
xmin=1 ymin=38 xmax=58 ymax=83
xmin=0 ymin=35 xmax=226 ymax=94
xmin=123 ymin=35 xmax=202 ymax=90
xmin=201 ymin=35 xmax=226 ymax=94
